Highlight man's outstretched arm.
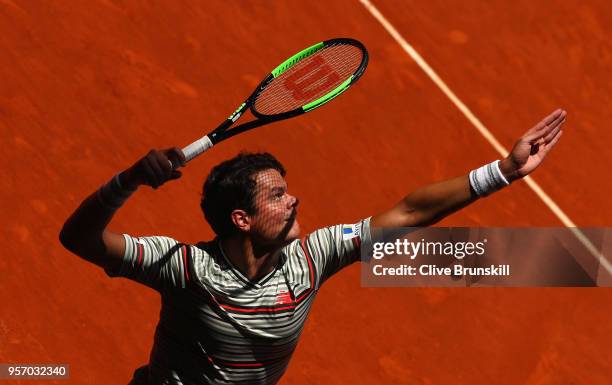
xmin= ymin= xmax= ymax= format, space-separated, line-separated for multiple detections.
xmin=59 ymin=148 xmax=186 ymax=271
xmin=371 ymin=109 xmax=567 ymax=228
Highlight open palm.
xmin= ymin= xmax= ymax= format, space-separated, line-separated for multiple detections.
xmin=505 ymin=109 xmax=566 ymax=179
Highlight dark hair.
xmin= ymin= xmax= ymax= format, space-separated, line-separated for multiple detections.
xmin=201 ymin=152 xmax=286 ymax=237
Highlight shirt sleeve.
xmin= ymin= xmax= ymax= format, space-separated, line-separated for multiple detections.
xmin=303 ymin=217 xmax=372 ymax=287
xmin=104 ymin=234 xmax=191 ymax=291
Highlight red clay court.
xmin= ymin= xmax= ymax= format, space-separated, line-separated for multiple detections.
xmin=1 ymin=1 xmax=611 ymax=384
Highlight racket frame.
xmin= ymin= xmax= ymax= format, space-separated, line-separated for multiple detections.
xmin=181 ymin=38 xmax=368 ymax=162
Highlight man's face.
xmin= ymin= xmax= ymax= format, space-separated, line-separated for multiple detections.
xmin=248 ymin=169 xmax=300 ymax=246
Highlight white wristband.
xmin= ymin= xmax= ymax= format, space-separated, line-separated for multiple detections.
xmin=469 ymin=160 xmax=510 ymax=197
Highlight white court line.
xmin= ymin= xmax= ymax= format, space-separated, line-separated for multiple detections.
xmin=359 ymin=0 xmax=612 ymax=275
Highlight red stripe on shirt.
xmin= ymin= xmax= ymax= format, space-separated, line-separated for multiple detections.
xmin=351 ymin=236 xmax=362 ymax=261
xmin=181 ymin=245 xmax=190 ymax=282
xmin=219 ymin=303 xmax=297 ymax=313
xmin=136 ymin=242 xmax=143 ymax=268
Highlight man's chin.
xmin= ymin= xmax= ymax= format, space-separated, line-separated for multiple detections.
xmin=279 ymin=223 xmax=300 ymax=245
xmin=289 ymin=222 xmax=301 ymax=239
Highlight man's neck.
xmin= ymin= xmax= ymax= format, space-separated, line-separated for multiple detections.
xmin=220 ymin=236 xmax=281 ymax=282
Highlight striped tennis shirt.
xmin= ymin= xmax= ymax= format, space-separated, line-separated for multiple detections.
xmin=106 ymin=218 xmax=371 ymax=385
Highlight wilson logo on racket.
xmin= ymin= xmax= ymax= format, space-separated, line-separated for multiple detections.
xmin=283 ymin=55 xmax=340 ymax=101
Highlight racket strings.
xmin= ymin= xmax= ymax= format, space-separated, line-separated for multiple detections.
xmin=253 ymin=44 xmax=363 ymax=116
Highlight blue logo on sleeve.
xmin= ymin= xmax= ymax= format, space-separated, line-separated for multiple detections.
xmin=342 ymin=224 xmax=361 ymax=240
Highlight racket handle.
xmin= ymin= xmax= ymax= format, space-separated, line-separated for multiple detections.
xmin=182 ymin=135 xmax=214 ymax=162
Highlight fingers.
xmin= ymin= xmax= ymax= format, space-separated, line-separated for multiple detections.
xmin=542 ymin=129 xmax=563 ymax=154
xmin=548 ymin=130 xmax=563 ymax=148
xmin=147 ymin=151 xmax=168 ymax=188
xmin=141 ymin=156 xmax=160 ymax=187
xmin=542 ymin=108 xmax=564 ymax=126
xmin=524 ymin=109 xmax=567 ymax=143
xmin=524 ymin=109 xmax=561 ymax=136
xmin=139 ymin=148 xmax=185 ymax=188
xmin=542 ymin=116 xmax=566 ymax=144
xmin=165 ymin=147 xmax=187 ymax=169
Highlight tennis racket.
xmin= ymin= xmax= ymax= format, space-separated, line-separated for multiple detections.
xmin=178 ymin=38 xmax=368 ymax=165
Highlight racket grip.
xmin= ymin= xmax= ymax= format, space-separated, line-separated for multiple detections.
xmin=182 ymin=135 xmax=214 ymax=162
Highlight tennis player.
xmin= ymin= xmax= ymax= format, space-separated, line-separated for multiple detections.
xmin=60 ymin=109 xmax=566 ymax=384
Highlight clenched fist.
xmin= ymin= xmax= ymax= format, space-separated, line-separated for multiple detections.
xmin=120 ymin=148 xmax=187 ymax=189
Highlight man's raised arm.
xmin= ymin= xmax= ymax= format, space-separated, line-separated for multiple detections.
xmin=371 ymin=109 xmax=567 ymax=228
xmin=59 ymin=148 xmax=186 ymax=271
